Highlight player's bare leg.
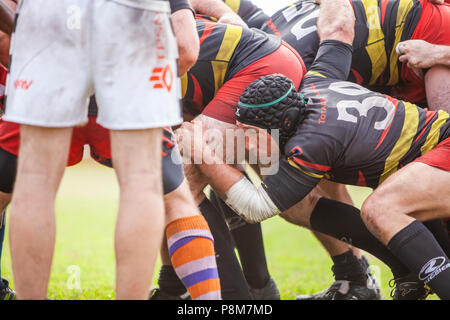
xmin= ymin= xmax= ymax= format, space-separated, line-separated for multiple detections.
xmin=111 ymin=128 xmax=165 ymax=300
xmin=155 ymin=179 xmax=221 ymax=300
xmin=0 ymin=190 xmax=13 ymax=300
xmin=9 ymin=125 xmax=72 ymax=299
xmin=362 ymin=162 xmax=450 ymax=299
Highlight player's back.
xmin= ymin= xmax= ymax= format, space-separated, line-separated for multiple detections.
xmin=262 ymin=0 xmax=423 ymax=87
xmin=292 ymin=72 xmax=450 ymax=189
xmin=182 ymin=17 xmax=281 ymax=114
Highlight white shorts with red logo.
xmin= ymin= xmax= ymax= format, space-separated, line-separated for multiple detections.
xmin=4 ymin=0 xmax=182 ymax=129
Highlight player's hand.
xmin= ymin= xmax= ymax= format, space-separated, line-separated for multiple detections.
xmin=176 ymin=120 xmax=208 ymax=163
xmin=428 ymin=0 xmax=444 ymax=4
xmin=397 ymin=40 xmax=439 ymax=69
xmin=218 ymin=12 xmax=248 ymax=28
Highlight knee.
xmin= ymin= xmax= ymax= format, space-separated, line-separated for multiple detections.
xmin=361 ymin=192 xmax=390 ymax=233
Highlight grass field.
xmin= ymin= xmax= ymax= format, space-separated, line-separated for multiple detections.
xmin=0 ymin=158 xmax=438 ymax=300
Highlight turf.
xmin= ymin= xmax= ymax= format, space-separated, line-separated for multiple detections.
xmin=0 ymin=158 xmax=438 ymax=300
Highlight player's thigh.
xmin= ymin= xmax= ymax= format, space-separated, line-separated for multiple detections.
xmin=316 ymin=180 xmax=353 ymax=205
xmin=425 ymin=65 xmax=450 ymax=113
xmin=364 ymin=162 xmax=450 ymax=222
xmin=16 ymin=126 xmax=72 ymax=189
xmin=279 ymin=188 xmax=322 ymax=228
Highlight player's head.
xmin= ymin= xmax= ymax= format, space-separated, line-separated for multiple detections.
xmin=235 ymin=74 xmax=307 ymax=146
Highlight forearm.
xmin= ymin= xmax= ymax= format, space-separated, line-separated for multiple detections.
xmin=0 ymin=0 xmax=14 ymax=36
xmin=191 ymin=0 xmax=239 ymax=18
xmin=197 ymin=148 xmax=244 ymax=196
xmin=435 ymin=45 xmax=450 ymax=66
xmin=197 ymin=149 xmax=281 ymax=223
xmin=318 ymin=0 xmax=355 ymax=44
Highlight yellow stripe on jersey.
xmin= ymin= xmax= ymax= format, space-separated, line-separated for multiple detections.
xmin=306 ymin=71 xmax=327 ymax=78
xmin=181 ymin=73 xmax=188 ymax=99
xmin=225 ymin=0 xmax=241 ymax=14
xmin=288 ymin=159 xmax=325 ymax=179
xmin=361 ymin=0 xmax=387 ymax=85
xmin=387 ymin=0 xmax=415 ymax=86
xmin=420 ymin=110 xmax=450 ymax=155
xmin=212 ymin=25 xmax=243 ymax=95
xmin=379 ymin=101 xmax=419 ymax=184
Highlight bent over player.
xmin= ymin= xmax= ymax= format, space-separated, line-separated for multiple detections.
xmin=182 ymin=0 xmax=450 ymax=299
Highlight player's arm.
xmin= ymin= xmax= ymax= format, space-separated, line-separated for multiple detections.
xmin=190 ymin=0 xmax=247 ymax=27
xmin=170 ymin=0 xmax=199 ymax=75
xmin=398 ymin=40 xmax=450 ymax=69
xmin=0 ymin=0 xmax=15 ymax=36
xmin=178 ymin=122 xmax=330 ymax=223
xmin=303 ymin=0 xmax=355 ymax=81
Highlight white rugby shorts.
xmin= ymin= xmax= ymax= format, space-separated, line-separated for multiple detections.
xmin=4 ymin=0 xmax=182 ymax=129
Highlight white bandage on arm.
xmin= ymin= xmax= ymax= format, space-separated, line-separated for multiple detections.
xmin=223 ymin=177 xmax=281 ymax=224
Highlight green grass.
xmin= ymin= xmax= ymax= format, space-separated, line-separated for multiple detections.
xmin=0 ymin=159 xmax=438 ymax=300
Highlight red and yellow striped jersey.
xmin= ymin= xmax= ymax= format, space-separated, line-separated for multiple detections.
xmin=181 ymin=18 xmax=281 ymax=116
xmin=263 ymin=40 xmax=449 ymax=211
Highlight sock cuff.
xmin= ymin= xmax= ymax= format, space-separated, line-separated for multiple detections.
xmin=166 ymin=215 xmax=211 ymax=240
xmin=388 ymin=221 xmax=426 ymax=255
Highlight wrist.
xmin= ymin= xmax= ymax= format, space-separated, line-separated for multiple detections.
xmin=436 ymin=45 xmax=450 ymax=66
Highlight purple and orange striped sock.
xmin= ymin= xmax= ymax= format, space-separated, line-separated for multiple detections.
xmin=166 ymin=215 xmax=221 ymax=300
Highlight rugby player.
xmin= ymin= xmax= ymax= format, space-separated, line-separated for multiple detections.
xmin=180 ymin=0 xmax=450 ymax=300
xmin=1 ymin=0 xmax=204 ymax=299
xmin=151 ymin=15 xmax=306 ymax=300
xmin=198 ymin=0 xmax=379 ymax=300
xmin=0 ymin=0 xmax=225 ymax=300
xmin=218 ymin=0 xmax=450 ymax=299
xmin=262 ymin=0 xmax=450 ymax=111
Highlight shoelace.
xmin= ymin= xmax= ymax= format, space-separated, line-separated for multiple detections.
xmin=388 ymin=278 xmax=431 ymax=299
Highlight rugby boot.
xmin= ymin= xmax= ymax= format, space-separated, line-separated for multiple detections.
xmin=249 ymin=277 xmax=280 ymax=300
xmin=295 ymin=273 xmax=381 ymax=300
xmin=0 ymin=278 xmax=15 ymax=300
xmin=149 ymin=287 xmax=191 ymax=300
xmin=389 ymin=274 xmax=431 ymax=300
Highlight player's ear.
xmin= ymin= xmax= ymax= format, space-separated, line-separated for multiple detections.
xmin=281 ymin=107 xmax=300 ymax=133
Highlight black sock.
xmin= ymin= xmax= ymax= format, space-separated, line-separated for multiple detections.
xmin=388 ymin=221 xmax=450 ymax=300
xmin=158 ymin=265 xmax=186 ymax=296
xmin=210 ymin=190 xmax=270 ymax=289
xmin=331 ymin=250 xmax=367 ymax=285
xmin=423 ymin=219 xmax=450 ymax=258
xmin=199 ymin=198 xmax=251 ymax=300
xmin=310 ymin=198 xmax=410 ymax=279
xmin=359 ymin=255 xmax=370 ymax=273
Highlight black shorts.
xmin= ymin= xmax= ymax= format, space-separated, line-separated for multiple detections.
xmin=0 ymin=128 xmax=184 ymax=195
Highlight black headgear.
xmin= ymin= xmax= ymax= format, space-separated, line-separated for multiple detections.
xmin=236 ymin=74 xmax=307 ymax=147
